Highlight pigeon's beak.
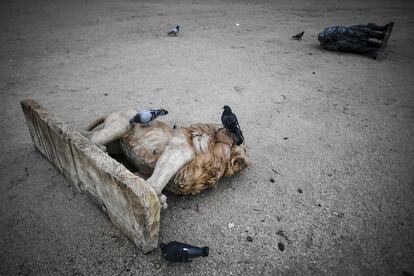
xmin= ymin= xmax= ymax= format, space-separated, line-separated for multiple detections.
xmin=129 ymin=118 xmax=135 ymax=125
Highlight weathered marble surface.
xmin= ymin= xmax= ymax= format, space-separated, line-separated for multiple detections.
xmin=21 ymin=99 xmax=160 ymax=253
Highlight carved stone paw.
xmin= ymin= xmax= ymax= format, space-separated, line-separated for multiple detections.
xmin=159 ymin=194 xmax=168 ymax=209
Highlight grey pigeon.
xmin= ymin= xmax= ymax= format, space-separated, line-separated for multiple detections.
xmin=221 ymin=105 xmax=244 ymax=145
xmin=292 ymin=31 xmax=304 ymax=40
xmin=168 ymin=25 xmax=179 ymax=36
xmin=129 ymin=109 xmax=168 ymax=125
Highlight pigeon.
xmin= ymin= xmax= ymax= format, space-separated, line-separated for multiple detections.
xmin=292 ymin=31 xmax=304 ymax=40
xmin=129 ymin=109 xmax=168 ymax=125
xmin=221 ymin=105 xmax=244 ymax=145
xmin=160 ymin=241 xmax=209 ymax=263
xmin=168 ymin=25 xmax=180 ymax=36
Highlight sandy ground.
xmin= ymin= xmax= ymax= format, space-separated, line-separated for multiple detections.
xmin=1 ymin=0 xmax=414 ymax=275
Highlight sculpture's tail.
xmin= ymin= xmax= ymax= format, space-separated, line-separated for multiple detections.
xmin=85 ymin=115 xmax=106 ymax=131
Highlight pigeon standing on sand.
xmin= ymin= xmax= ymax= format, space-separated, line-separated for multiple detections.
xmin=168 ymin=25 xmax=180 ymax=36
xmin=129 ymin=109 xmax=168 ymax=125
xmin=221 ymin=105 xmax=245 ymax=145
xmin=292 ymin=31 xmax=304 ymax=40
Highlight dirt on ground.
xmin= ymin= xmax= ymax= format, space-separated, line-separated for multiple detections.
xmin=1 ymin=0 xmax=413 ymax=275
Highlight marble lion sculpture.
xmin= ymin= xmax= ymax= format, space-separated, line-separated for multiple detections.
xmin=82 ymin=109 xmax=251 ymax=208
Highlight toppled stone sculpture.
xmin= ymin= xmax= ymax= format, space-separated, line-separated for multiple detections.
xmin=82 ymin=109 xmax=251 ymax=208
xmin=318 ymin=22 xmax=394 ymax=59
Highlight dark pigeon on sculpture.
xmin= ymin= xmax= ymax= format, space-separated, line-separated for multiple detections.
xmin=292 ymin=31 xmax=304 ymax=40
xmin=129 ymin=109 xmax=168 ymax=125
xmin=318 ymin=22 xmax=394 ymax=59
xmin=221 ymin=105 xmax=244 ymax=146
xmin=168 ymin=25 xmax=180 ymax=36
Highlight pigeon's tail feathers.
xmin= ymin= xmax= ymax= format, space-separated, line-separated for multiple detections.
xmin=146 ymin=109 xmax=168 ymax=122
xmin=239 ymin=130 xmax=245 ymax=141
xmin=153 ymin=109 xmax=168 ymax=118
xmin=228 ymin=125 xmax=244 ymax=145
xmin=234 ymin=133 xmax=244 ymax=145
xmin=235 ymin=129 xmax=244 ymax=145
xmin=156 ymin=109 xmax=168 ymax=116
